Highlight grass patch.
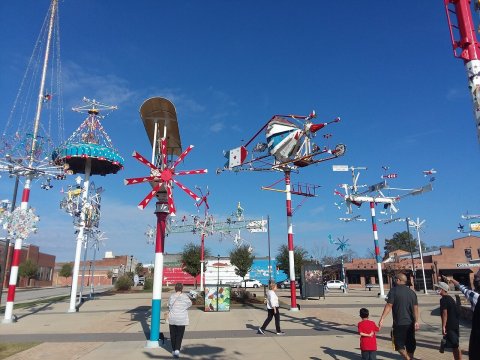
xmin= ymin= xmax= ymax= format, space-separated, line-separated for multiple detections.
xmin=0 ymin=342 xmax=40 ymax=359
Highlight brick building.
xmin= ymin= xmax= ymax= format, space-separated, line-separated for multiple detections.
xmin=53 ymin=252 xmax=138 ymax=287
xmin=0 ymin=238 xmax=55 ymax=288
xmin=343 ymin=235 xmax=480 ymax=290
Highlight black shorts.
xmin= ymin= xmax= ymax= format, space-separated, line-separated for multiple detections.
xmin=392 ymin=324 xmax=416 ymax=353
xmin=444 ymin=329 xmax=459 ymax=349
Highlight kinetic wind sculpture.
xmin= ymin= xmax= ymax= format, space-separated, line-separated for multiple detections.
xmin=53 ymin=97 xmax=123 ymax=313
xmin=458 ymin=211 xmax=480 ymax=234
xmin=0 ymin=0 xmax=68 ymax=323
xmin=333 ymin=165 xmax=433 ymax=298
xmin=59 ymin=177 xmax=104 ymax=302
xmin=219 ymin=110 xmax=346 ymax=311
xmin=126 ymin=97 xmax=207 ymax=348
xmin=328 ymin=235 xmax=350 ymax=290
xmin=148 ymin=201 xmax=266 ymax=291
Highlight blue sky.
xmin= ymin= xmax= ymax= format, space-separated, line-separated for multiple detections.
xmin=0 ymin=1 xmax=478 ymax=264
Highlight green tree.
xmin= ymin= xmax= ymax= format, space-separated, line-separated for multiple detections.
xmin=18 ymin=259 xmax=38 ymax=286
xmin=384 ymin=231 xmax=417 ymax=256
xmin=181 ymin=243 xmax=210 ymax=288
xmin=135 ymin=262 xmax=144 ymax=276
xmin=59 ymin=263 xmax=73 ymax=285
xmin=229 ymin=245 xmax=254 ymax=285
xmin=276 ymin=244 xmax=308 ymax=278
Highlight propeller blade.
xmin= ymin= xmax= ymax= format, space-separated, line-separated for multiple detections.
xmin=172 ymin=145 xmax=194 ymax=168
xmin=137 ymin=183 xmax=163 ymax=210
xmin=166 ymin=182 xmax=176 ymax=215
xmin=172 ymin=178 xmax=201 ymax=201
xmin=160 ymin=137 xmax=168 ymax=168
xmin=175 ymin=169 xmax=208 ymax=176
xmin=124 ymin=176 xmax=159 ymax=185
xmin=132 ymin=151 xmax=158 ymax=171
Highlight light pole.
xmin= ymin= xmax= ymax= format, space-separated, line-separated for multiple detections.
xmin=129 ymin=255 xmax=133 ymax=273
xmin=408 ymin=218 xmax=428 ymax=294
xmin=267 ymin=215 xmax=271 ymax=282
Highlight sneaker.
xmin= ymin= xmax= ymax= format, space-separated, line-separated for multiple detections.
xmin=257 ymin=327 xmax=265 ymax=335
xmin=276 ymin=331 xmax=286 ymax=335
xmin=174 ymin=350 xmax=180 ymax=357
xmin=439 ymin=338 xmax=446 ymax=353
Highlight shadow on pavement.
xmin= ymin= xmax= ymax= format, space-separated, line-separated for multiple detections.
xmin=126 ymin=305 xmax=151 ymax=338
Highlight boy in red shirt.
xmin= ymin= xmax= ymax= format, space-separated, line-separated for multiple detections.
xmin=358 ymin=307 xmax=380 ymax=360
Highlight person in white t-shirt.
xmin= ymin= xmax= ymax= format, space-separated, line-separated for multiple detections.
xmin=258 ymin=281 xmax=285 ymax=335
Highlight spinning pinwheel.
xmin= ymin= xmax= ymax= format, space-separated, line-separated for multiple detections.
xmin=125 ymin=138 xmax=207 ymax=213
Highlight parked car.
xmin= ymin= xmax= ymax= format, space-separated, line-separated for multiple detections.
xmin=234 ymin=279 xmax=263 ymax=288
xmin=276 ymin=278 xmax=301 ymax=289
xmin=326 ymin=280 xmax=346 ymax=290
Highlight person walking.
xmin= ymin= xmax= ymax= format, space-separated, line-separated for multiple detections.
xmin=358 ymin=307 xmax=379 ymax=360
xmin=378 ymin=273 xmax=419 ymax=360
xmin=167 ymin=283 xmax=192 ymax=358
xmin=258 ymin=281 xmax=285 ymax=335
xmin=434 ymin=281 xmax=462 ymax=359
xmin=444 ymin=271 xmax=480 ymax=360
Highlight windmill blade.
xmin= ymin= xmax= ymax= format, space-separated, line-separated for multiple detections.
xmin=124 ymin=176 xmax=160 ymax=186
xmin=160 ymin=137 xmax=168 ymax=168
xmin=172 ymin=145 xmax=194 ymax=168
xmin=137 ymin=182 xmax=163 ymax=210
xmin=132 ymin=151 xmax=158 ymax=171
xmin=166 ymin=182 xmax=176 ymax=215
xmin=175 ymin=169 xmax=208 ymax=176
xmin=172 ymin=178 xmax=201 ymax=201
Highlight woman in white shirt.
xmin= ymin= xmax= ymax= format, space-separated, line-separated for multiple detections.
xmin=168 ymin=283 xmax=192 ymax=358
xmin=258 ymin=281 xmax=285 ymax=335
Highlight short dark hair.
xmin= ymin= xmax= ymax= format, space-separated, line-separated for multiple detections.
xmin=360 ymin=307 xmax=369 ymax=319
xmin=175 ymin=283 xmax=183 ymax=292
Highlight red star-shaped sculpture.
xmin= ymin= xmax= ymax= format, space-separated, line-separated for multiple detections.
xmin=124 ymin=138 xmax=207 ymax=214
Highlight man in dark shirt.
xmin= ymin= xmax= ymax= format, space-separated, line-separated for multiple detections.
xmin=379 ymin=273 xmax=419 ymax=360
xmin=434 ymin=281 xmax=461 ymax=359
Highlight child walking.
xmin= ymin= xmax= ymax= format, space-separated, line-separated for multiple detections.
xmin=358 ymin=307 xmax=379 ymax=360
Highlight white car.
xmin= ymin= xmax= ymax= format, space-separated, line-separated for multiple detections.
xmin=234 ymin=279 xmax=263 ymax=288
xmin=326 ymin=280 xmax=346 ymax=290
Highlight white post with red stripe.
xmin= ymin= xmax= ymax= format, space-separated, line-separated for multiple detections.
xmin=369 ymin=202 xmax=385 ymax=298
xmin=68 ymin=159 xmax=91 ymax=312
xmin=2 ymin=178 xmax=31 ymax=323
xmin=285 ymin=170 xmax=298 ymax=311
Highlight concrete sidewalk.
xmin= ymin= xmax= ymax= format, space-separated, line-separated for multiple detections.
xmin=0 ymin=288 xmax=473 ymax=359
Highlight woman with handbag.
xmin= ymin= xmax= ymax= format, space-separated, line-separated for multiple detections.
xmin=167 ymin=283 xmax=192 ymax=358
xmin=257 ymin=280 xmax=285 ymax=335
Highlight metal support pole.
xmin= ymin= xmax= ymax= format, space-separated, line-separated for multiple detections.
xmin=267 ymin=215 xmax=271 ymax=282
xmin=146 ymin=201 xmax=168 ymax=348
xmin=200 ymin=233 xmax=205 ymax=292
xmin=405 ymin=217 xmax=416 ymax=289
xmin=370 ymin=202 xmax=385 ymax=298
xmin=285 ymin=171 xmax=298 ymax=311
xmin=0 ymin=176 xmax=19 ymax=308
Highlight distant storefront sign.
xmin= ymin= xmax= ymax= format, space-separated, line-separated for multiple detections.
xmin=456 ymin=263 xmax=480 ymax=268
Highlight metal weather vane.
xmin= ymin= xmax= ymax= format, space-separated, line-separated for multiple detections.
xmin=124 ymin=138 xmax=207 ymax=214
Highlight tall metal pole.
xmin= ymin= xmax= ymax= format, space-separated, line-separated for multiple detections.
xmin=3 ymin=0 xmax=58 ymax=324
xmin=405 ymin=217 xmax=416 ymax=289
xmin=267 ymin=215 xmax=271 ymax=282
xmin=146 ymin=201 xmax=167 ymax=348
xmin=68 ymin=160 xmax=91 ymax=312
xmin=0 ymin=176 xmax=19 ymax=308
xmin=217 ymin=254 xmax=220 ymax=312
xmin=409 ymin=218 xmax=428 ymax=294
xmin=285 ymin=170 xmax=298 ymax=311
xmin=369 ymin=202 xmax=385 ymax=298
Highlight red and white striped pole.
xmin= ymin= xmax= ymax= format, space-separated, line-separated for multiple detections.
xmin=285 ymin=171 xmax=298 ymax=311
xmin=3 ymin=178 xmax=31 ymax=323
xmin=369 ymin=202 xmax=385 ymax=298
